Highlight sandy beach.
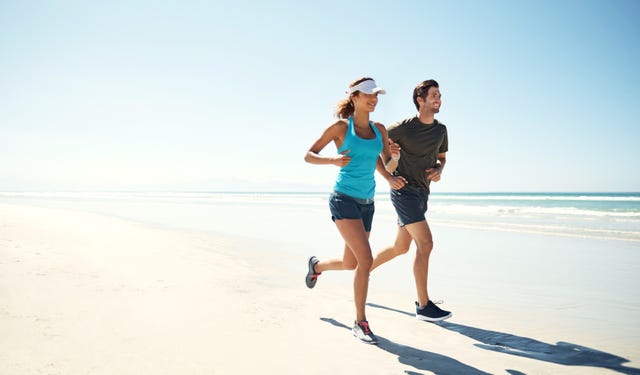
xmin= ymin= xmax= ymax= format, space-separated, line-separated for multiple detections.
xmin=1 ymin=199 xmax=639 ymax=374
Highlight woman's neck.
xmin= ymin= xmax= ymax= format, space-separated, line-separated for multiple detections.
xmin=352 ymin=111 xmax=370 ymax=128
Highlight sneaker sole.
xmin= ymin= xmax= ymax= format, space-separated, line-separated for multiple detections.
xmin=416 ymin=312 xmax=452 ymax=322
xmin=352 ymin=332 xmax=378 ymax=345
xmin=305 ymin=256 xmax=318 ymax=288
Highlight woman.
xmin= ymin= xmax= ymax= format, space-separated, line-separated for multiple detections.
xmin=303 ymin=77 xmax=405 ymax=344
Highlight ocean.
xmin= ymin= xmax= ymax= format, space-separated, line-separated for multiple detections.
xmin=1 ymin=191 xmax=639 ymax=243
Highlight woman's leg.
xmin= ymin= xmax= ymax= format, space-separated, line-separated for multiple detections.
xmin=333 ymin=218 xmax=372 ymax=322
xmin=314 ymin=242 xmax=358 ymax=273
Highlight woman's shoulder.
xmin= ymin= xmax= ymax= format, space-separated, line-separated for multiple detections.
xmin=372 ymin=121 xmax=387 ymax=133
xmin=323 ymin=119 xmax=349 ymax=135
xmin=334 ymin=118 xmax=349 ymax=126
xmin=325 ymin=118 xmax=348 ymax=128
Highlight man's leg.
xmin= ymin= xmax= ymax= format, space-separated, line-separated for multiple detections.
xmin=404 ymin=219 xmax=451 ymax=321
xmin=403 ymin=220 xmax=433 ymax=307
xmin=370 ymin=225 xmax=412 ymax=271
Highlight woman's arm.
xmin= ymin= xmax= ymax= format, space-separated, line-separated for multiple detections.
xmin=375 ymin=123 xmax=400 ymax=172
xmin=304 ymin=120 xmax=350 ymax=167
xmin=375 ymin=123 xmax=406 ymax=190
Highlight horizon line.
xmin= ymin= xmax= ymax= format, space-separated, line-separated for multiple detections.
xmin=1 ymin=190 xmax=639 ymax=195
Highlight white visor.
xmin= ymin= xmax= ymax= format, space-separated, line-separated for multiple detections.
xmin=348 ymin=79 xmax=386 ymax=95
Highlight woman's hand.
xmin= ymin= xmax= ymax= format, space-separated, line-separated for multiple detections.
xmin=333 ymin=149 xmax=351 ymax=167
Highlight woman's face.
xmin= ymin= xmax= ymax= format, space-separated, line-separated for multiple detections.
xmin=352 ymin=92 xmax=379 ymax=113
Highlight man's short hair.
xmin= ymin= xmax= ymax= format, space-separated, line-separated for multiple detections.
xmin=413 ymin=80 xmax=439 ymax=110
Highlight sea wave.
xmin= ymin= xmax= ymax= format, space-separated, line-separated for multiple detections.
xmin=2 ymin=191 xmax=638 ymax=242
xmin=432 ymin=194 xmax=640 ymax=202
xmin=2 ymin=191 xmax=639 ymax=214
xmin=430 ymin=218 xmax=640 ymax=242
xmin=431 ymin=204 xmax=640 ymax=219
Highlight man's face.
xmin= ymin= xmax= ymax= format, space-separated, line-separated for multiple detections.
xmin=419 ymin=87 xmax=442 ymax=113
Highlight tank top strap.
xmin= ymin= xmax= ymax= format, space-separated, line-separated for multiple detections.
xmin=347 ymin=117 xmax=380 ymax=140
xmin=369 ymin=121 xmax=380 ymax=140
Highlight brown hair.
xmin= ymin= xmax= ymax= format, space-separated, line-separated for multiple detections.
xmin=412 ymin=79 xmax=439 ymax=110
xmin=335 ymin=77 xmax=374 ymax=119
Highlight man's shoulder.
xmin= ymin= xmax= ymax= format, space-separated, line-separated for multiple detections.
xmin=388 ymin=116 xmax=417 ymax=130
xmin=436 ymin=120 xmax=448 ymax=138
xmin=435 ymin=119 xmax=447 ymax=129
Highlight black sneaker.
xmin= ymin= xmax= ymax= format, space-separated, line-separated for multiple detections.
xmin=305 ymin=256 xmax=321 ymax=288
xmin=352 ymin=320 xmax=378 ymax=345
xmin=415 ymin=300 xmax=452 ymax=322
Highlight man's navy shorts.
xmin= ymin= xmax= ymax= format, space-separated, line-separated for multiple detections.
xmin=390 ymin=185 xmax=429 ymax=226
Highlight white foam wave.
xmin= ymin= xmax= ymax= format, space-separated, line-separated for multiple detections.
xmin=431 ymin=218 xmax=640 ymax=242
xmin=430 ymin=204 xmax=640 ymax=219
xmin=2 ymin=191 xmax=639 ymax=217
xmin=433 ymin=194 xmax=640 ymax=202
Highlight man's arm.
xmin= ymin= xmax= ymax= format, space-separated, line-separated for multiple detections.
xmin=426 ymin=152 xmax=446 ymax=182
xmin=436 ymin=153 xmax=446 ymax=171
xmin=376 ymin=157 xmax=407 ymax=190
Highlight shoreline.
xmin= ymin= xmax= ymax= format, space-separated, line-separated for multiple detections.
xmin=1 ymin=191 xmax=638 ymax=244
xmin=1 ymin=202 xmax=639 ymax=374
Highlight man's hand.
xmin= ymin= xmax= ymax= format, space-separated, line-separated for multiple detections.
xmin=426 ymin=166 xmax=442 ymax=182
xmin=389 ymin=175 xmax=408 ymax=190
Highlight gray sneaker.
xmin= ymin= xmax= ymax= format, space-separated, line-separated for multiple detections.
xmin=415 ymin=300 xmax=452 ymax=322
xmin=305 ymin=256 xmax=321 ymax=288
xmin=352 ymin=320 xmax=378 ymax=345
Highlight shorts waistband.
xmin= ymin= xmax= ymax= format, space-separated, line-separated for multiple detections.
xmin=332 ymin=191 xmax=374 ymax=205
xmin=399 ymin=183 xmax=430 ymax=193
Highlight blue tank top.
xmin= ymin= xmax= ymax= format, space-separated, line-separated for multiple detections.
xmin=334 ymin=117 xmax=383 ymax=199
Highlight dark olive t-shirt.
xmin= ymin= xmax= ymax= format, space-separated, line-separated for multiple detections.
xmin=388 ymin=116 xmax=448 ymax=192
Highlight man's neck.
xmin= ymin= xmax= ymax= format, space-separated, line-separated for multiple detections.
xmin=417 ymin=111 xmax=435 ymax=125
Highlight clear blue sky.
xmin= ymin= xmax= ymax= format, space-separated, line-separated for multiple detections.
xmin=1 ymin=0 xmax=639 ymax=192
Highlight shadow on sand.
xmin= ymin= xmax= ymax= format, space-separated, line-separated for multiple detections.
xmin=367 ymin=302 xmax=640 ymax=375
xmin=321 ymin=317 xmax=490 ymax=375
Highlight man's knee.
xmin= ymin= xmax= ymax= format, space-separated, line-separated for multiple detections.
xmin=394 ymin=246 xmax=410 ymax=256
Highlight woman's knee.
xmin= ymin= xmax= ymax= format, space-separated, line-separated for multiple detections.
xmin=343 ymin=260 xmax=358 ymax=270
xmin=356 ymin=253 xmax=373 ymax=270
xmin=416 ymin=239 xmax=434 ymax=254
xmin=344 ymin=258 xmax=372 ymax=270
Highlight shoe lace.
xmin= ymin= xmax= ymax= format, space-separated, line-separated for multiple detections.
xmin=358 ymin=321 xmax=372 ymax=335
xmin=433 ymin=299 xmax=444 ymax=305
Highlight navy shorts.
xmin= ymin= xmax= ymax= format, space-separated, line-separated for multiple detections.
xmin=390 ymin=186 xmax=429 ymax=227
xmin=329 ymin=191 xmax=375 ymax=232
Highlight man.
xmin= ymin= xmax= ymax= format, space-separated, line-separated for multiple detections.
xmin=375 ymin=79 xmax=451 ymax=321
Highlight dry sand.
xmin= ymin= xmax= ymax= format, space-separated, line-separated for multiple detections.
xmin=1 ymin=202 xmax=638 ymax=374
